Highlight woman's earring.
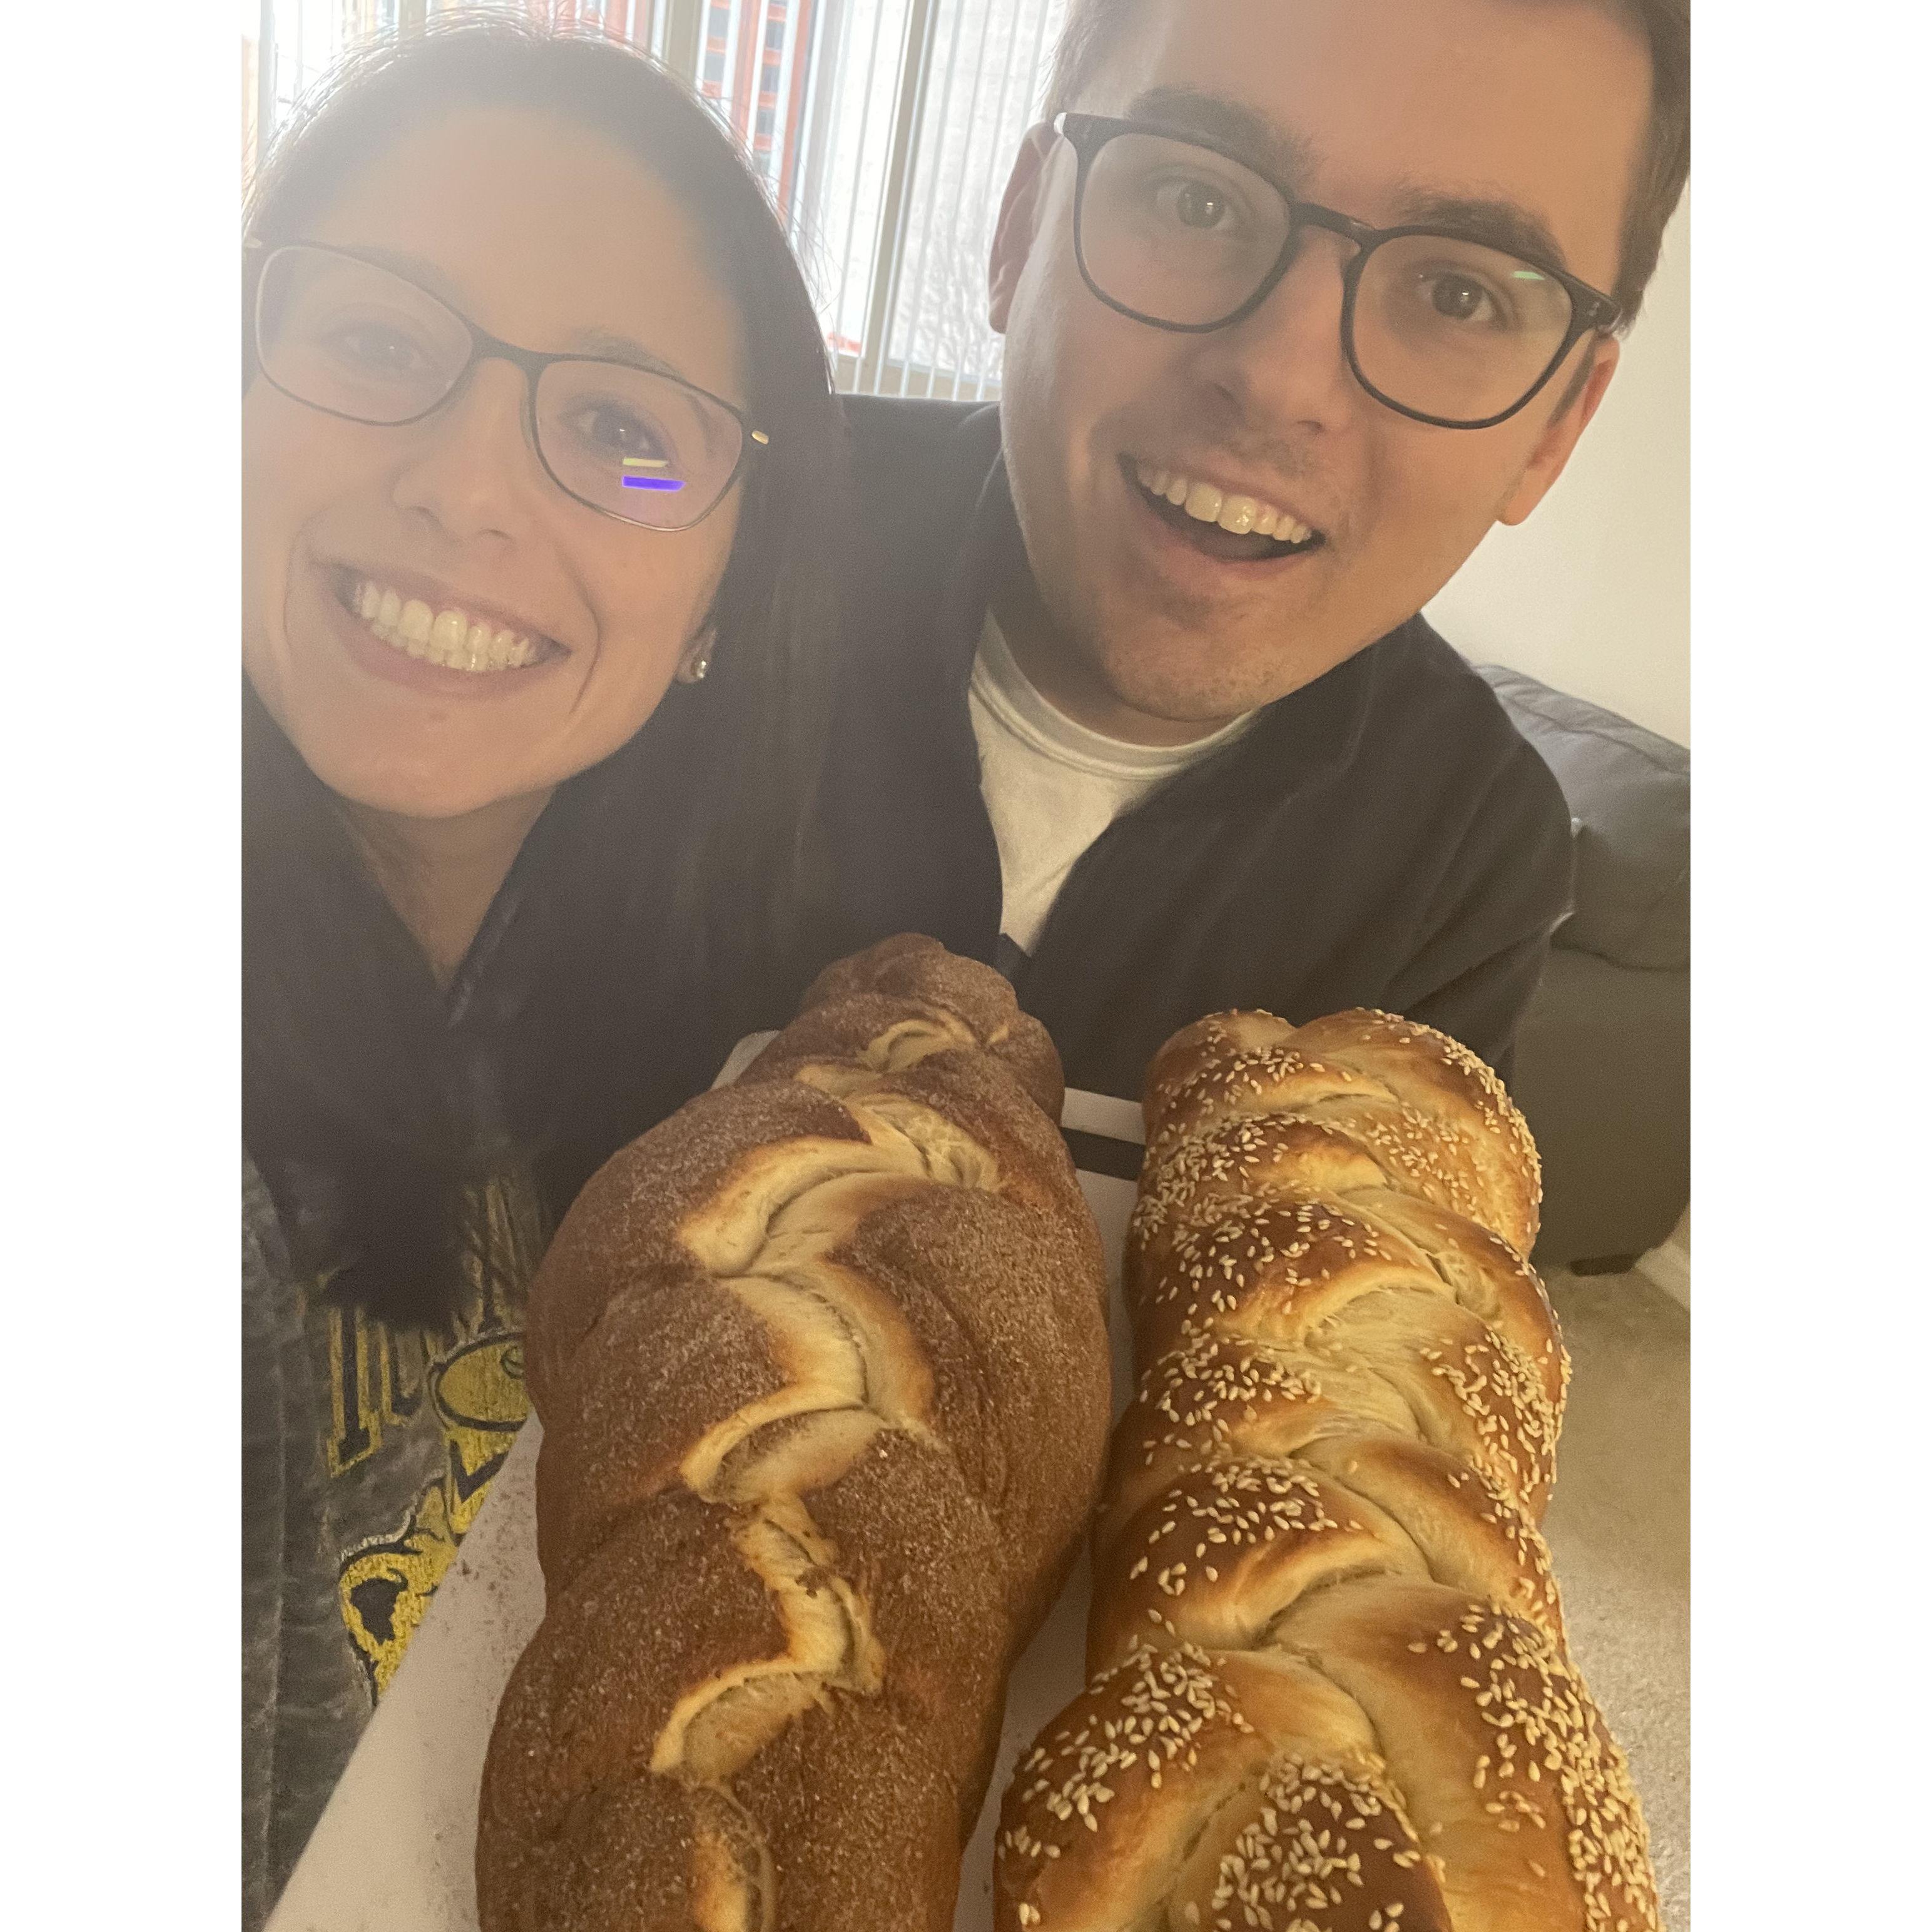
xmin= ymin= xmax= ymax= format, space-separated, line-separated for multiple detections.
xmin=677 ymin=629 xmax=715 ymax=685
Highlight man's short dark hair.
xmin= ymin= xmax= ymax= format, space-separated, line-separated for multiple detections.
xmin=1041 ymin=0 xmax=1690 ymax=324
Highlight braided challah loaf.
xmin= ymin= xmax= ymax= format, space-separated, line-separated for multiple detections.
xmin=995 ymin=1009 xmax=1659 ymax=1932
xmin=478 ymin=935 xmax=1113 ymax=1932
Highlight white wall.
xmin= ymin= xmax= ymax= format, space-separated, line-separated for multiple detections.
xmin=1425 ymin=196 xmax=1689 ymax=746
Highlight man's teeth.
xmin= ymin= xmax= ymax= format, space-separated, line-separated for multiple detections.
xmin=1135 ymin=462 xmax=1314 ymax=546
xmin=352 ymin=579 xmax=542 ymax=672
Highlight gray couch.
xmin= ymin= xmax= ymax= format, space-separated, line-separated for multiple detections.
xmin=1478 ymin=665 xmax=1690 ymax=1273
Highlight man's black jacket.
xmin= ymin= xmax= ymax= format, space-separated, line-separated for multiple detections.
xmin=799 ymin=397 xmax=1574 ymax=1101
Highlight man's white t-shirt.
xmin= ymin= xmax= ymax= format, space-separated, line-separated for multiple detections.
xmin=967 ymin=614 xmax=1256 ymax=957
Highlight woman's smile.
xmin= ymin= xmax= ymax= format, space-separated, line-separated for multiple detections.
xmin=332 ymin=555 xmax=563 ymax=665
xmin=311 ymin=557 xmax=570 ymax=699
xmin=347 ymin=576 xmax=546 ymax=673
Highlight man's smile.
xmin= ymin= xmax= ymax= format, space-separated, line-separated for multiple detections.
xmin=1119 ymin=455 xmax=1328 ymax=567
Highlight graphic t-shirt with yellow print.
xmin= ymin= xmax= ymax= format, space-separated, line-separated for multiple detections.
xmin=242 ymin=1152 xmax=547 ymax=1932
xmin=313 ymin=1169 xmax=544 ymax=1699
xmin=317 ymin=1159 xmax=541 ymax=1692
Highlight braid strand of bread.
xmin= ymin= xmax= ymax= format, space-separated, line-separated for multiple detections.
xmin=994 ymin=1009 xmax=1659 ymax=1932
xmin=478 ymin=936 xmax=1112 ymax=1932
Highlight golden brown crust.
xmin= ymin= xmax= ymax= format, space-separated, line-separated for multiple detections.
xmin=823 ymin=1187 xmax=1112 ymax=1630
xmin=1142 ymin=1010 xmax=1304 ymax=1126
xmin=997 ymin=1644 xmax=1279 ymax=1931
xmin=1289 ymin=1580 xmax=1656 ymax=1932
xmin=1126 ymin=1184 xmax=1446 ymax=1365
xmin=477 ymin=1776 xmax=773 ymax=1932
xmin=1144 ymin=1027 xmax=1386 ymax=1158
xmin=1141 ymin=1007 xmax=1541 ymax=1258
xmin=1289 ymin=1433 xmax=1567 ymax=1653
xmin=532 ymin=1259 xmax=789 ymax=1589
xmin=997 ymin=1642 xmax=1458 ymax=1932
xmin=1085 ymin=1434 xmax=1565 ymax=1679
xmin=480 ymin=941 xmax=1109 ymax=1932
xmin=824 ymin=1048 xmax=1099 ymax=1261
xmin=1284 ymin=1011 xmax=1542 ymax=1251
xmin=483 ymin=1495 xmax=791 ymax=1842
xmin=997 ymin=1007 xmax=1654 ymax=1932
xmin=1094 ymin=1326 xmax=1421 ymax=1551
xmin=1356 ymin=1188 xmax=1570 ymax=1416
xmin=1122 ymin=1186 xmax=1562 ymax=1520
xmin=729 ymin=1690 xmax=971 ymax=1932
xmin=1085 ymin=1455 xmax=1429 ymax=1674
xmin=1341 ymin=1293 xmax=1562 ymax=1519
xmin=524 ymin=1082 xmax=872 ymax=1413
xmin=761 ymin=932 xmax=1064 ymax=1120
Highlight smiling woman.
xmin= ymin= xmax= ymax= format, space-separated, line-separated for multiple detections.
xmin=239 ymin=21 xmax=850 ymax=1923
xmin=243 ymin=18 xmax=848 ymax=1281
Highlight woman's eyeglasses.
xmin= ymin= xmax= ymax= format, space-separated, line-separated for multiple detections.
xmin=1054 ymin=113 xmax=1622 ymax=432
xmin=247 ymin=242 xmax=768 ymax=532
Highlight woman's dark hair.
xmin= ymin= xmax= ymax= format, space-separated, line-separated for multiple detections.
xmin=243 ymin=16 xmax=850 ymax=1322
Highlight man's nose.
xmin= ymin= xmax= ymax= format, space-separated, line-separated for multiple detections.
xmin=1187 ymin=230 xmax=1362 ymax=435
xmin=389 ymin=360 xmax=542 ymax=543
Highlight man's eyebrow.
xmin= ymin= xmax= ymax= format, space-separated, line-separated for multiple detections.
xmin=1386 ymin=189 xmax=1571 ymax=273
xmin=1122 ymin=86 xmax=1316 ymax=186
xmin=1116 ymin=91 xmax=1575 ymax=274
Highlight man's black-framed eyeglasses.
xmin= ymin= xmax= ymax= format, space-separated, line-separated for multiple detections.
xmin=246 ymin=241 xmax=769 ymax=532
xmin=1052 ymin=112 xmax=1622 ymax=432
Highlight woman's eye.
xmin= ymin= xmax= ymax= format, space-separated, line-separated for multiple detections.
xmin=572 ymin=401 xmax=668 ymax=462
xmin=560 ymin=400 xmax=679 ymax=475
xmin=324 ymin=322 xmax=428 ymax=374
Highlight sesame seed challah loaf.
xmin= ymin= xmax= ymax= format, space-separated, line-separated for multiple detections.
xmin=995 ymin=1009 xmax=1660 ymax=1932
xmin=477 ymin=935 xmax=1113 ymax=1932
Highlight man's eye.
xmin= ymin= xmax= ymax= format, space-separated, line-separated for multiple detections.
xmin=1159 ymin=178 xmax=1238 ymax=231
xmin=1421 ymin=272 xmax=1505 ymax=327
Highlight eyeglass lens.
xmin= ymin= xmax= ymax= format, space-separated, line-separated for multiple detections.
xmin=1078 ymin=131 xmax=1578 ymax=425
xmin=253 ymin=247 xmax=745 ymax=529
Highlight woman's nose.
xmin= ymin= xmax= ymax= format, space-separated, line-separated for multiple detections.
xmin=389 ymin=358 xmax=542 ymax=543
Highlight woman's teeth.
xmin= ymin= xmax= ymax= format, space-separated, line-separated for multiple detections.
xmin=350 ymin=578 xmax=542 ymax=673
xmin=1134 ymin=461 xmax=1316 ymax=545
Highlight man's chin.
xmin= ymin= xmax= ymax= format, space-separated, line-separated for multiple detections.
xmin=1078 ymin=666 xmax=1253 ymax=738
xmin=1088 ymin=632 xmax=1314 ymax=731
xmin=1080 ymin=574 xmax=1404 ymax=724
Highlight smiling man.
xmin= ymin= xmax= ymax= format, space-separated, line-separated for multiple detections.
xmin=809 ymin=0 xmax=1690 ymax=1102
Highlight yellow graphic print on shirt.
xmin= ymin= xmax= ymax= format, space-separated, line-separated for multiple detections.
xmin=324 ymin=1174 xmax=542 ymax=1699
xmin=335 ymin=1331 xmax=530 ymax=1697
